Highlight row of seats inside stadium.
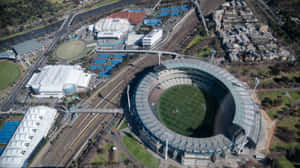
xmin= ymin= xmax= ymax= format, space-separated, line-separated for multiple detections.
xmin=131 ymin=72 xmax=234 ymax=154
xmin=136 ymin=117 xmax=233 ymax=154
xmin=162 ymin=60 xmax=261 ymax=145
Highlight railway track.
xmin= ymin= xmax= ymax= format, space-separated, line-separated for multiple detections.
xmin=64 ymin=54 xmax=159 ymax=166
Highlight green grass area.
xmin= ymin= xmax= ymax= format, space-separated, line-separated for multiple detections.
xmin=93 ymin=0 xmax=120 ymax=8
xmin=273 ymin=157 xmax=295 ymax=168
xmin=271 ymin=113 xmax=300 ymax=150
xmin=48 ymin=0 xmax=63 ymax=3
xmin=122 ymin=135 xmax=160 ymax=168
xmin=0 ymin=120 xmax=5 ymax=130
xmin=56 ymin=40 xmax=85 ymax=60
xmin=196 ymin=47 xmax=211 ymax=58
xmin=91 ymin=143 xmax=114 ymax=165
xmin=9 ymin=114 xmax=24 ymax=121
xmin=157 ymin=85 xmax=206 ymax=136
xmin=81 ymin=0 xmax=120 ymax=13
xmin=120 ymin=151 xmax=130 ymax=165
xmin=168 ymin=166 xmax=179 ymax=168
xmin=258 ymin=91 xmax=291 ymax=119
xmin=119 ymin=119 xmax=128 ymax=130
xmin=77 ymin=47 xmax=94 ymax=59
xmin=288 ymin=91 xmax=300 ymax=100
xmin=0 ymin=61 xmax=21 ymax=90
xmin=185 ymin=34 xmax=206 ymax=50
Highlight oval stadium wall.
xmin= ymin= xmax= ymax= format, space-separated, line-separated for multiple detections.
xmin=131 ymin=58 xmax=261 ymax=157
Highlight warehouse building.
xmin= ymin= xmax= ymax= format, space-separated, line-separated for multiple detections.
xmin=94 ymin=18 xmax=131 ymax=39
xmin=26 ymin=65 xmax=91 ymax=98
xmin=142 ymin=29 xmax=163 ymax=47
xmin=0 ymin=106 xmax=57 ymax=168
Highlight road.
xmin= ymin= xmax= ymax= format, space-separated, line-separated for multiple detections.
xmin=1 ymin=11 xmax=73 ymax=112
xmin=0 ymin=0 xmax=142 ymax=112
xmin=30 ymin=3 xmax=203 ymax=167
xmin=31 ymin=52 xmax=158 ymax=167
xmin=258 ymin=87 xmax=300 ymax=92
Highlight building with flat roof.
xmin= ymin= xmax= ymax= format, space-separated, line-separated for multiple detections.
xmin=26 ymin=65 xmax=91 ymax=98
xmin=0 ymin=106 xmax=57 ymax=168
xmin=142 ymin=29 xmax=163 ymax=47
xmin=94 ymin=18 xmax=131 ymax=39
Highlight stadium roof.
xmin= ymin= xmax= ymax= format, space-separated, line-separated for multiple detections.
xmin=0 ymin=50 xmax=16 ymax=60
xmin=94 ymin=18 xmax=131 ymax=34
xmin=12 ymin=39 xmax=43 ymax=56
xmin=26 ymin=65 xmax=91 ymax=98
xmin=133 ymin=59 xmax=261 ymax=154
xmin=0 ymin=106 xmax=57 ymax=168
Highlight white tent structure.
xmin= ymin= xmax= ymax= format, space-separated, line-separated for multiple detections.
xmin=26 ymin=65 xmax=91 ymax=98
xmin=0 ymin=106 xmax=57 ymax=168
xmin=94 ymin=18 xmax=131 ymax=39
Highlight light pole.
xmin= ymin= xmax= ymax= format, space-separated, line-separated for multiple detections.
xmin=165 ymin=138 xmax=168 ymax=160
xmin=164 ymin=133 xmax=170 ymax=160
xmin=252 ymin=77 xmax=260 ymax=96
xmin=158 ymin=52 xmax=161 ymax=66
xmin=127 ymin=85 xmax=131 ymax=111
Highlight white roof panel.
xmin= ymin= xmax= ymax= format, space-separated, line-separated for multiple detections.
xmin=0 ymin=106 xmax=57 ymax=168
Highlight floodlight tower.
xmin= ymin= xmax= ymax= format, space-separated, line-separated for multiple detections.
xmin=252 ymin=78 xmax=260 ymax=97
xmin=165 ymin=133 xmax=170 ymax=160
xmin=158 ymin=52 xmax=161 ymax=66
xmin=127 ymin=85 xmax=131 ymax=111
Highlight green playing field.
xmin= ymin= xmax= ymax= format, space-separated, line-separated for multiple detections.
xmin=56 ymin=40 xmax=85 ymax=60
xmin=0 ymin=61 xmax=21 ymax=90
xmin=157 ymin=85 xmax=207 ymax=137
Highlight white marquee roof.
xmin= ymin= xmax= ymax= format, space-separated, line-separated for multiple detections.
xmin=94 ymin=18 xmax=131 ymax=34
xmin=26 ymin=65 xmax=91 ymax=97
xmin=0 ymin=106 xmax=57 ymax=168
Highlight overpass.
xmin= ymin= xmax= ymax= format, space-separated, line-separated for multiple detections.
xmin=69 ymin=108 xmax=123 ymax=114
xmin=95 ymin=49 xmax=179 ymax=56
xmin=96 ymin=49 xmax=181 ymax=65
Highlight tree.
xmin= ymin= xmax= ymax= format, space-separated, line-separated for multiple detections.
xmin=272 ymin=157 xmax=294 ymax=168
xmin=270 ymin=66 xmax=281 ymax=76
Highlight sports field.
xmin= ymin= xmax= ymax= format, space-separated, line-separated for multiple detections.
xmin=0 ymin=61 xmax=21 ymax=90
xmin=56 ymin=40 xmax=85 ymax=60
xmin=122 ymin=135 xmax=160 ymax=168
xmin=157 ymin=85 xmax=207 ymax=137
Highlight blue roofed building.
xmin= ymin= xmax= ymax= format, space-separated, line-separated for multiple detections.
xmin=12 ymin=39 xmax=43 ymax=57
